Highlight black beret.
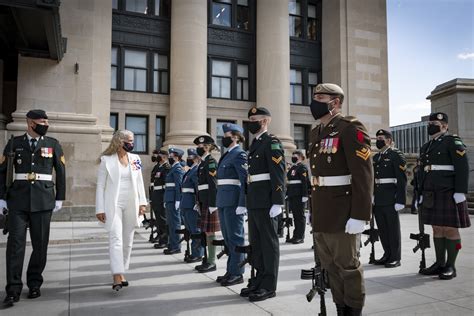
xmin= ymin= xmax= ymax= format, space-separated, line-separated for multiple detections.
xmin=193 ymin=135 xmax=215 ymax=145
xmin=429 ymin=112 xmax=448 ymax=123
xmin=292 ymin=150 xmax=304 ymax=156
xmin=153 ymin=149 xmax=168 ymax=155
xmin=376 ymin=129 xmax=392 ymax=138
xmin=26 ymin=109 xmax=48 ymax=120
xmin=248 ymin=107 xmax=271 ymax=118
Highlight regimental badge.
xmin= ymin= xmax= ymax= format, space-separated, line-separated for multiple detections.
xmin=199 ymin=137 xmax=204 ymax=143
xmin=41 ymin=147 xmax=53 ymax=158
xmin=437 ymin=113 xmax=443 ymax=120
xmin=156 ymin=172 xmax=161 ymax=178
xmin=251 ymin=107 xmax=257 ymax=114
xmin=327 ymin=156 xmax=332 ymax=164
xmin=131 ymin=159 xmax=142 ymax=170
xmin=17 ymin=158 xmax=22 ymax=165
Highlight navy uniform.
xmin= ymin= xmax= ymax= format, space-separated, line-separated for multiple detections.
xmin=0 ymin=110 xmax=66 ymax=306
xmin=163 ymin=148 xmax=185 ymax=254
xmin=419 ymin=112 xmax=470 ymax=279
xmin=372 ymin=129 xmax=407 ymax=268
xmin=216 ymin=123 xmax=248 ymax=286
xmin=244 ymin=107 xmax=285 ymax=302
xmin=181 ymin=148 xmax=203 ymax=262
xmin=286 ymin=151 xmax=310 ymax=243
xmin=151 ymin=150 xmax=171 ymax=248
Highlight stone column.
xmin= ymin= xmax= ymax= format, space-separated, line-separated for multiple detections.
xmin=256 ymin=0 xmax=295 ymax=152
xmin=164 ymin=0 xmax=208 ymax=148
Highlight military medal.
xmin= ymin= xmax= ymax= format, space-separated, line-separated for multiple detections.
xmin=328 ymin=138 xmax=334 ymax=154
xmin=41 ymin=147 xmax=53 ymax=158
xmin=327 ymin=156 xmax=332 ymax=163
xmin=17 ymin=158 xmax=22 ymax=165
xmin=332 ymin=138 xmax=339 ymax=154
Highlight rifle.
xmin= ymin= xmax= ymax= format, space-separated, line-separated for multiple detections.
xmin=362 ymin=212 xmax=379 ymax=264
xmin=236 ymin=245 xmax=255 ymax=286
xmin=212 ymin=239 xmax=229 ymax=259
xmin=282 ymin=199 xmax=293 ymax=242
xmin=176 ymin=227 xmax=191 ymax=262
xmin=0 ymin=135 xmax=14 ymax=235
xmin=409 ymin=197 xmax=430 ymax=272
xmin=191 ymin=232 xmax=208 ymax=264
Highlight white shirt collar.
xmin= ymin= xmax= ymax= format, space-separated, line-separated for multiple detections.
xmin=26 ymin=133 xmax=40 ymax=142
xmin=255 ymin=130 xmax=268 ymax=141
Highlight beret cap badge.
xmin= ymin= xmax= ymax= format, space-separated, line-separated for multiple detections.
xmin=437 ymin=113 xmax=443 ymax=120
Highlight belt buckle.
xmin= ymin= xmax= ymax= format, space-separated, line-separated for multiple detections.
xmin=424 ymin=165 xmax=431 ymax=172
xmin=27 ymin=172 xmax=36 ymax=181
xmin=318 ymin=177 xmax=324 ymax=186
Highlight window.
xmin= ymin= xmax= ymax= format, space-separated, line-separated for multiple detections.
xmin=211 ymin=0 xmax=251 ymax=30
xmin=294 ymin=124 xmax=309 ymax=150
xmin=111 ymin=47 xmax=118 ymax=90
xmin=126 ymin=115 xmax=148 ymax=153
xmin=211 ymin=60 xmax=232 ymax=99
xmin=124 ymin=49 xmax=147 ymax=92
xmin=236 ymin=64 xmax=249 ymax=100
xmin=110 ymin=113 xmax=119 ymax=131
xmin=289 ymin=0 xmax=302 ymax=38
xmin=290 ymin=69 xmax=303 ymax=104
xmin=307 ymin=4 xmax=317 ymax=40
xmin=307 ymin=71 xmax=318 ymax=104
xmin=212 ymin=0 xmax=232 ymax=27
xmin=113 ymin=0 xmax=118 ymax=9
xmin=154 ymin=0 xmax=170 ymax=17
xmin=155 ymin=116 xmax=165 ymax=150
xmin=126 ymin=0 xmax=148 ymax=14
xmin=153 ymin=53 xmax=169 ymax=93
xmin=236 ymin=0 xmax=250 ymax=30
xmin=216 ymin=120 xmax=236 ymax=153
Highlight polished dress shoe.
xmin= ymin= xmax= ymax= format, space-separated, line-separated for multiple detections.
xmin=286 ymin=237 xmax=295 ymax=243
xmin=163 ymin=248 xmax=181 ymax=255
xmin=291 ymin=238 xmax=304 ymax=244
xmin=248 ymin=289 xmax=276 ymax=302
xmin=186 ymin=256 xmax=203 ymax=263
xmin=221 ymin=275 xmax=244 ymax=286
xmin=196 ymin=262 xmax=216 ymax=273
xmin=240 ymin=285 xmax=257 ymax=297
xmin=420 ymin=262 xmax=445 ymax=275
xmin=154 ymin=243 xmax=167 ymax=249
xmin=121 ymin=280 xmax=129 ymax=287
xmin=27 ymin=288 xmax=41 ymax=299
xmin=3 ymin=294 xmax=19 ymax=307
xmin=216 ymin=272 xmax=230 ymax=283
xmin=384 ymin=261 xmax=401 ymax=268
xmin=373 ymin=256 xmax=388 ymax=265
xmin=439 ymin=265 xmax=456 ymax=280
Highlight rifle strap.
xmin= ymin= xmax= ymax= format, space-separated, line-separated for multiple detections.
xmin=433 ymin=237 xmax=446 ymax=265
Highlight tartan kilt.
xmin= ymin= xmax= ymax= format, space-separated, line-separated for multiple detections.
xmin=198 ymin=203 xmax=220 ymax=233
xmin=421 ymin=187 xmax=471 ymax=228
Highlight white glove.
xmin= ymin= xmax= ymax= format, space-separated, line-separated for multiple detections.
xmin=394 ymin=203 xmax=405 ymax=212
xmin=269 ymin=205 xmax=283 ymax=218
xmin=175 ymin=201 xmax=180 ymax=210
xmin=419 ymin=195 xmax=423 ymax=204
xmin=236 ymin=206 xmax=247 ymax=215
xmin=372 ymin=195 xmax=375 ymax=205
xmin=302 ymin=197 xmax=309 ymax=203
xmin=209 ymin=207 xmax=218 ymax=214
xmin=193 ymin=204 xmax=199 ymax=211
xmin=53 ymin=200 xmax=63 ymax=213
xmin=453 ymin=193 xmax=466 ymax=204
xmin=163 ymin=202 xmax=166 ymax=208
xmin=345 ymin=218 xmax=366 ymax=234
xmin=0 ymin=199 xmax=8 ymax=210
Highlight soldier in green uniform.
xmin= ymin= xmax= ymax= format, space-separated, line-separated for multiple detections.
xmin=0 ymin=110 xmax=66 ymax=307
xmin=372 ymin=129 xmax=407 ymax=268
xmin=241 ymin=107 xmax=285 ymax=302
xmin=309 ymin=84 xmax=373 ymax=316
xmin=419 ymin=112 xmax=470 ymax=280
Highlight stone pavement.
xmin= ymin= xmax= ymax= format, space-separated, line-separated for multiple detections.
xmin=0 ymin=213 xmax=473 ymax=316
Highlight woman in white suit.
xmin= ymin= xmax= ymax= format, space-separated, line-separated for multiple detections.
xmin=95 ymin=130 xmax=147 ymax=291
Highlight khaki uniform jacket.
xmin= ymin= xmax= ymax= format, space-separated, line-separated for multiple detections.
xmin=309 ymin=114 xmax=373 ymax=233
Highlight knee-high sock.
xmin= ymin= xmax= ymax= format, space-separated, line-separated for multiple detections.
xmin=433 ymin=237 xmax=446 ymax=266
xmin=207 ymin=234 xmax=216 ymax=264
xmin=446 ymin=239 xmax=461 ymax=268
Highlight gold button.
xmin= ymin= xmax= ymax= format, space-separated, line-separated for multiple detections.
xmin=312 ymin=165 xmax=315 ymax=168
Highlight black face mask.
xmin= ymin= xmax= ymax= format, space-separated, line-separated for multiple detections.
xmin=186 ymin=159 xmax=194 ymax=167
xmin=376 ymin=139 xmax=386 ymax=150
xmin=309 ymin=99 xmax=333 ymax=120
xmin=428 ymin=124 xmax=441 ymax=136
xmin=122 ymin=142 xmax=134 ymax=152
xmin=33 ymin=123 xmax=49 ymax=136
xmin=168 ymin=157 xmax=176 ymax=165
xmin=248 ymin=121 xmax=262 ymax=134
xmin=291 ymin=157 xmax=298 ymax=164
xmin=151 ymin=155 xmax=158 ymax=163
xmin=196 ymin=147 xmax=206 ymax=157
xmin=222 ymin=136 xmax=233 ymax=148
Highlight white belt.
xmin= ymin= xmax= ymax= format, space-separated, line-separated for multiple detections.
xmin=198 ymin=184 xmax=209 ymax=191
xmin=14 ymin=173 xmax=53 ymax=181
xmin=165 ymin=183 xmax=175 ymax=188
xmin=313 ymin=175 xmax=351 ymax=187
xmin=249 ymin=173 xmax=271 ymax=183
xmin=424 ymin=165 xmax=454 ymax=172
xmin=153 ymin=185 xmax=164 ymax=191
xmin=288 ymin=180 xmax=302 ymax=184
xmin=182 ymin=188 xmax=195 ymax=193
xmin=217 ymin=179 xmax=241 ymax=186
xmin=375 ymin=178 xmax=397 ymax=184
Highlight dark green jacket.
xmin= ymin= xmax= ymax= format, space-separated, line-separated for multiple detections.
xmin=373 ymin=147 xmax=407 ymax=206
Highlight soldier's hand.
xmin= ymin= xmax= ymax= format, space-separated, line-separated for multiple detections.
xmin=0 ymin=199 xmax=8 ymax=211
xmin=236 ymin=206 xmax=247 ymax=215
xmin=302 ymin=197 xmax=309 ymax=203
xmin=96 ymin=213 xmax=106 ymax=223
xmin=394 ymin=203 xmax=405 ymax=212
xmin=139 ymin=205 xmax=147 ymax=216
xmin=345 ymin=218 xmax=366 ymax=234
xmin=209 ymin=207 xmax=218 ymax=214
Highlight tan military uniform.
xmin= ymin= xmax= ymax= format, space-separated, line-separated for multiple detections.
xmin=309 ymin=113 xmax=373 ymax=309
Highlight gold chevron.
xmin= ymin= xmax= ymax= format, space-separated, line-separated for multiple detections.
xmin=355 ymin=148 xmax=371 ymax=161
xmin=209 ymin=170 xmax=217 ymax=177
xmin=456 ymin=150 xmax=466 ymax=157
xmin=399 ymin=165 xmax=406 ymax=171
xmin=272 ymin=156 xmax=283 ymax=164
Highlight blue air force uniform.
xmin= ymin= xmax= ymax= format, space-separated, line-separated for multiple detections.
xmin=216 ymin=123 xmax=248 ymax=280
xmin=164 ymin=148 xmax=185 ymax=251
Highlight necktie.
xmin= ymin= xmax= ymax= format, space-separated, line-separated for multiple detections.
xmin=30 ymin=139 xmax=37 ymax=151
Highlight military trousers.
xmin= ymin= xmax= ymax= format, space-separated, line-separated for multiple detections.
xmin=151 ymin=192 xmax=168 ymax=243
xmin=314 ymin=231 xmax=365 ymax=309
xmin=248 ymin=208 xmax=280 ymax=292
xmin=6 ymin=209 xmax=53 ymax=295
xmin=182 ymin=208 xmax=203 ymax=258
xmin=165 ymin=202 xmax=181 ymax=251
xmin=289 ymin=196 xmax=305 ymax=239
xmin=374 ymin=205 xmax=401 ymax=262
xmin=219 ymin=206 xmax=245 ymax=276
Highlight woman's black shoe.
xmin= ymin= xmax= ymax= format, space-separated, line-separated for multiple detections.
xmin=121 ymin=281 xmax=129 ymax=287
xmin=112 ymin=283 xmax=123 ymax=291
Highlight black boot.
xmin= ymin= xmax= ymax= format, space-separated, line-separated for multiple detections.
xmin=420 ymin=262 xmax=444 ymax=275
xmin=335 ymin=304 xmax=345 ymax=316
xmin=439 ymin=265 xmax=457 ymax=280
xmin=345 ymin=305 xmax=362 ymax=316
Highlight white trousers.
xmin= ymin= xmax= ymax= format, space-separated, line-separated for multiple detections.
xmin=109 ymin=197 xmax=136 ymax=275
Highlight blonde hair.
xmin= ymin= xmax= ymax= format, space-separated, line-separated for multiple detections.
xmin=101 ymin=129 xmax=134 ymax=157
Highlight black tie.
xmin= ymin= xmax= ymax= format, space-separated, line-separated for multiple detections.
xmin=30 ymin=138 xmax=37 ymax=151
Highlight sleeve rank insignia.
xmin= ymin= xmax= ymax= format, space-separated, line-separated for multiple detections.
xmin=355 ymin=147 xmax=371 ymax=160
xmin=272 ymin=156 xmax=283 ymax=164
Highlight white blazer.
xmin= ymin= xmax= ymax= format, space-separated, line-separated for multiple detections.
xmin=95 ymin=153 xmax=148 ymax=232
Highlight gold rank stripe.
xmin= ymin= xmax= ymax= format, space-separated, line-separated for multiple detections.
xmin=60 ymin=155 xmax=66 ymax=165
xmin=456 ymin=150 xmax=466 ymax=157
xmin=355 ymin=148 xmax=371 ymax=161
xmin=272 ymin=156 xmax=283 ymax=164
xmin=209 ymin=170 xmax=217 ymax=177
xmin=302 ymin=172 xmax=307 ymax=177
xmin=399 ymin=165 xmax=406 ymax=171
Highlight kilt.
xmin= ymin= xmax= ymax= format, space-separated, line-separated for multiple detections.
xmin=421 ymin=186 xmax=471 ymax=228
xmin=198 ymin=203 xmax=220 ymax=233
